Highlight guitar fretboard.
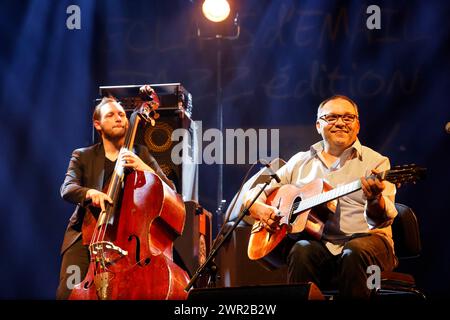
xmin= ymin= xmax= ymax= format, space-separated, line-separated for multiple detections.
xmin=293 ymin=180 xmax=362 ymax=214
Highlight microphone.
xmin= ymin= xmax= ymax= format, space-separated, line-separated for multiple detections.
xmin=446 ymin=122 xmax=450 ymax=134
xmin=259 ymin=159 xmax=281 ymax=183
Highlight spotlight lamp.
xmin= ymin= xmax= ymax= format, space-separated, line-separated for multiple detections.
xmin=197 ymin=0 xmax=240 ymax=40
xmin=202 ymin=0 xmax=230 ymax=22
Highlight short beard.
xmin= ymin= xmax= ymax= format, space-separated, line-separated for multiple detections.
xmin=101 ymin=128 xmax=127 ymax=143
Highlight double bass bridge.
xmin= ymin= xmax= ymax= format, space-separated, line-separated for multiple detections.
xmin=90 ymin=241 xmax=128 ymax=266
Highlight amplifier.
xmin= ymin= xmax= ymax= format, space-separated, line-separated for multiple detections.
xmin=99 ymin=83 xmax=193 ymax=117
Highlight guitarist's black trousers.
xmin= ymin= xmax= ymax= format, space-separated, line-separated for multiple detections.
xmin=286 ymin=233 xmax=397 ymax=299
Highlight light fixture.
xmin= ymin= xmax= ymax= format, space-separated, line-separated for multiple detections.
xmin=186 ymin=0 xmax=242 ymax=291
xmin=202 ymin=0 xmax=231 ymax=23
xmin=196 ymin=0 xmax=239 ymax=40
xmin=194 ymin=0 xmax=240 ymax=231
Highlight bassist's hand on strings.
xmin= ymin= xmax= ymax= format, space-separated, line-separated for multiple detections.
xmin=86 ymin=189 xmax=113 ymax=213
xmin=120 ymin=150 xmax=155 ymax=173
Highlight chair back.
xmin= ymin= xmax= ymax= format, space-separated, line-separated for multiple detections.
xmin=392 ymin=203 xmax=421 ymax=258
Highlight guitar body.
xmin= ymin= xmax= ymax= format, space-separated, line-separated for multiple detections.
xmin=248 ymin=179 xmax=335 ymax=269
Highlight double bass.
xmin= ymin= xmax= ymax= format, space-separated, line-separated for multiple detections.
xmin=69 ymin=86 xmax=190 ymax=300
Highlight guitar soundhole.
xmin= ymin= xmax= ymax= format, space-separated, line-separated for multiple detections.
xmin=289 ymin=197 xmax=302 ymax=223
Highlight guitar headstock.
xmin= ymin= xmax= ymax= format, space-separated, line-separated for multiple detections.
xmin=384 ymin=164 xmax=427 ymax=188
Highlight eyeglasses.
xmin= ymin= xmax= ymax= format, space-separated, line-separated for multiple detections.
xmin=318 ymin=113 xmax=358 ymax=124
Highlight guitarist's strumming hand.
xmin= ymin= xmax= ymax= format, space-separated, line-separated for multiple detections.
xmin=249 ymin=201 xmax=282 ymax=233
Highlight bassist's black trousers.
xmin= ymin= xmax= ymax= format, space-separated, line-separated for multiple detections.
xmin=56 ymin=237 xmax=90 ymax=300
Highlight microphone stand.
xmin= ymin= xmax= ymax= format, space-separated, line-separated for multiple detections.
xmin=185 ymin=175 xmax=276 ymax=292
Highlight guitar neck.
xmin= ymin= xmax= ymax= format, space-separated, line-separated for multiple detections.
xmin=294 ymin=179 xmax=362 ymax=214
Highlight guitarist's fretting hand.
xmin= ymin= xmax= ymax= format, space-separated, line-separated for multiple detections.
xmin=250 ymin=202 xmax=282 ymax=233
xmin=360 ymin=169 xmax=388 ymax=223
xmin=360 ymin=169 xmax=385 ymax=202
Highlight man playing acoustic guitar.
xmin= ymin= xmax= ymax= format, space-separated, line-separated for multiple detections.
xmin=245 ymin=95 xmax=398 ymax=299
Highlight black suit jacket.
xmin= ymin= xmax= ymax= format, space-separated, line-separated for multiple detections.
xmin=60 ymin=143 xmax=175 ymax=254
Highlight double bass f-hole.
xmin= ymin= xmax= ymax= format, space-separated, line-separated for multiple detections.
xmin=128 ymin=234 xmax=151 ymax=266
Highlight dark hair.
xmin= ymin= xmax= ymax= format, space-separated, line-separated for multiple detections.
xmin=92 ymin=96 xmax=119 ymax=122
xmin=317 ymin=95 xmax=359 ymax=118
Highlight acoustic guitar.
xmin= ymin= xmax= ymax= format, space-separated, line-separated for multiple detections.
xmin=247 ymin=164 xmax=426 ymax=269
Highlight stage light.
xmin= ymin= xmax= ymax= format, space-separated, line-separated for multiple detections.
xmin=196 ymin=0 xmax=239 ymax=40
xmin=194 ymin=0 xmax=240 ymax=227
xmin=202 ymin=0 xmax=231 ymax=23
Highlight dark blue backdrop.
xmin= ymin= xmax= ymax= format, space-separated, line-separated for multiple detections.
xmin=1 ymin=0 xmax=449 ymax=299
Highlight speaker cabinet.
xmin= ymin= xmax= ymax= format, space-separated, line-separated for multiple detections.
xmin=134 ymin=109 xmax=199 ymax=201
xmin=174 ymin=201 xmax=213 ymax=277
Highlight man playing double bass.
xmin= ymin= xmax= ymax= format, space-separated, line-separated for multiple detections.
xmin=56 ymin=95 xmax=175 ymax=299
